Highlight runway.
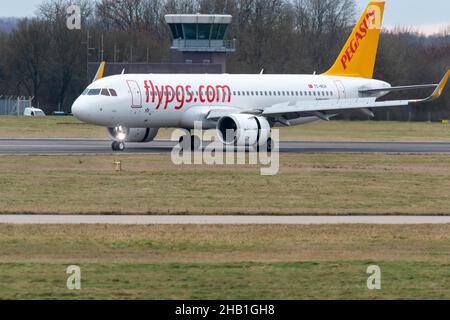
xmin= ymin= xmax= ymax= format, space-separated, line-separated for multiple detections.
xmin=1 ymin=139 xmax=450 ymax=155
xmin=1 ymin=215 xmax=450 ymax=225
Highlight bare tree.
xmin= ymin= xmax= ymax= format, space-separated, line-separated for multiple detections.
xmin=6 ymin=19 xmax=51 ymax=105
xmin=0 ymin=0 xmax=447 ymax=117
xmin=37 ymin=0 xmax=93 ymax=110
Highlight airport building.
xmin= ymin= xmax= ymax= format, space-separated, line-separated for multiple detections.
xmin=89 ymin=14 xmax=236 ymax=78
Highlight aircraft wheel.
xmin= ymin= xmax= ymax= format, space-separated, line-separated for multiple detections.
xmin=257 ymin=138 xmax=273 ymax=153
xmin=112 ymin=141 xmax=125 ymax=152
xmin=180 ymin=134 xmax=200 ymax=151
xmin=266 ymin=138 xmax=273 ymax=153
xmin=191 ymin=135 xmax=201 ymax=151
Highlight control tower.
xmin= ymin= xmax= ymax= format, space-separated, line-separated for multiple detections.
xmin=165 ymin=14 xmax=236 ymax=73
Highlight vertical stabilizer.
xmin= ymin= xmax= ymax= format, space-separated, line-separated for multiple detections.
xmin=324 ymin=2 xmax=385 ymax=79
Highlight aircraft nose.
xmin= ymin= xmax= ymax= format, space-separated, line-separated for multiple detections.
xmin=71 ymin=98 xmax=89 ymax=122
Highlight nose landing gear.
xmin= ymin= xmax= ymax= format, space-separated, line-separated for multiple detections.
xmin=112 ymin=141 xmax=125 ymax=151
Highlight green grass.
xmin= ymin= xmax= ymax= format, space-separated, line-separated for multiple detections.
xmin=0 ymin=154 xmax=450 ymax=215
xmin=279 ymin=120 xmax=450 ymax=142
xmin=1 ymin=224 xmax=450 ymax=299
xmin=2 ymin=261 xmax=450 ymax=299
xmin=0 ymin=116 xmax=105 ymax=139
xmin=1 ymin=116 xmax=450 ymax=141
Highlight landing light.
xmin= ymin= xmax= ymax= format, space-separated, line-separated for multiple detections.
xmin=117 ymin=132 xmax=127 ymax=141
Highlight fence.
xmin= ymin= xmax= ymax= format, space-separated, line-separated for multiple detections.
xmin=0 ymin=97 xmax=31 ymax=116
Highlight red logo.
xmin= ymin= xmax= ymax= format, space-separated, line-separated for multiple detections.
xmin=143 ymin=80 xmax=232 ymax=110
xmin=340 ymin=10 xmax=376 ymax=70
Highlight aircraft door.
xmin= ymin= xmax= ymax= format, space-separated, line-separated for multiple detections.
xmin=334 ymin=80 xmax=346 ymax=100
xmin=127 ymin=80 xmax=142 ymax=108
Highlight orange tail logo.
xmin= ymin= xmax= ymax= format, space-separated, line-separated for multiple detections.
xmin=324 ymin=2 xmax=385 ymax=79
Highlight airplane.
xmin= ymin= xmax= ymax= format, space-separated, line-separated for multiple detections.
xmin=72 ymin=1 xmax=449 ymax=152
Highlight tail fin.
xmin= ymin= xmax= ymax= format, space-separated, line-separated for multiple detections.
xmin=324 ymin=1 xmax=385 ymax=79
xmin=92 ymin=61 xmax=106 ymax=83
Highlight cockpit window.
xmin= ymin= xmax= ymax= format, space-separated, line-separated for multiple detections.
xmin=101 ymin=89 xmax=110 ymax=96
xmin=109 ymin=89 xmax=118 ymax=97
xmin=88 ymin=89 xmax=101 ymax=95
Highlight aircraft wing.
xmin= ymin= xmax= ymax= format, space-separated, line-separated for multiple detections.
xmin=359 ymin=84 xmax=438 ymax=94
xmin=206 ymin=107 xmax=262 ymax=120
xmin=206 ymin=107 xmax=241 ymax=120
xmin=263 ymin=70 xmax=449 ymax=118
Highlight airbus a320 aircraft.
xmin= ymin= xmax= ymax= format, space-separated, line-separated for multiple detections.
xmin=72 ymin=1 xmax=449 ymax=152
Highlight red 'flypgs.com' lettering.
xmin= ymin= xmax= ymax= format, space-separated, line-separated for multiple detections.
xmin=340 ymin=10 xmax=376 ymax=70
xmin=144 ymin=80 xmax=232 ymax=110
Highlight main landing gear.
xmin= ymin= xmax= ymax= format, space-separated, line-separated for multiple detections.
xmin=265 ymin=137 xmax=273 ymax=153
xmin=112 ymin=141 xmax=125 ymax=151
xmin=255 ymin=137 xmax=273 ymax=153
xmin=179 ymin=133 xmax=201 ymax=151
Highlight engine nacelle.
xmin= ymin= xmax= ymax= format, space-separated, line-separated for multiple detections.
xmin=107 ymin=127 xmax=159 ymax=143
xmin=217 ymin=114 xmax=271 ymax=146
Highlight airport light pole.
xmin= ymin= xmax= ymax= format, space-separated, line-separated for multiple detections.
xmin=81 ymin=30 xmax=96 ymax=85
xmin=114 ymin=43 xmax=120 ymax=63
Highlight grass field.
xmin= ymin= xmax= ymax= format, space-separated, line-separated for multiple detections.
xmin=0 ymin=153 xmax=450 ymax=215
xmin=1 ymin=116 xmax=450 ymax=141
xmin=0 ymin=116 xmax=105 ymax=139
xmin=1 ymin=224 xmax=449 ymax=299
xmin=1 ymin=117 xmax=450 ymax=300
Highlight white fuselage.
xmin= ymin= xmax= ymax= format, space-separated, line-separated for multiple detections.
xmin=72 ymin=73 xmax=390 ymax=129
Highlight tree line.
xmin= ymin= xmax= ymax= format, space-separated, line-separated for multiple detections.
xmin=0 ymin=0 xmax=448 ymax=121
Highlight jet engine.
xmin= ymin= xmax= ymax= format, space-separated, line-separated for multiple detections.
xmin=107 ymin=126 xmax=159 ymax=143
xmin=217 ymin=114 xmax=271 ymax=146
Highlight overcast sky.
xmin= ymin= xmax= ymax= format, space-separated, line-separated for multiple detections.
xmin=1 ymin=0 xmax=449 ymax=34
